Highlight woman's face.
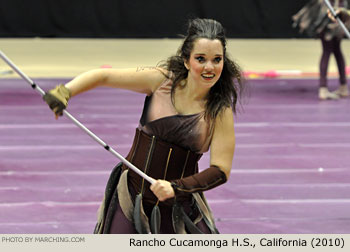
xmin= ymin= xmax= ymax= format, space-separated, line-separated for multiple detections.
xmin=185 ymin=38 xmax=224 ymax=89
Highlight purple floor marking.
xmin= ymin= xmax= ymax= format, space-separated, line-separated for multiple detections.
xmin=1 ymin=78 xmax=350 ymax=234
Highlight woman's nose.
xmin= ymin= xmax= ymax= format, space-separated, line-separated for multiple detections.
xmin=204 ymin=61 xmax=214 ymax=71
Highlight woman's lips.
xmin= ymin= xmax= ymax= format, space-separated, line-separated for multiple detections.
xmin=201 ymin=73 xmax=215 ymax=80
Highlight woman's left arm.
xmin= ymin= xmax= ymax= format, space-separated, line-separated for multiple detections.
xmin=209 ymin=106 xmax=235 ymax=180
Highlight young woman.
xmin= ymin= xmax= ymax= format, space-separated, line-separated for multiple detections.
xmin=44 ymin=18 xmax=244 ymax=234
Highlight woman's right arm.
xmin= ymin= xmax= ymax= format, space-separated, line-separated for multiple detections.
xmin=66 ymin=67 xmax=167 ymax=97
xmin=44 ymin=67 xmax=168 ymax=118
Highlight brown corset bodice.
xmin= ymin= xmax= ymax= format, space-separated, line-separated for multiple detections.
xmin=122 ymin=128 xmax=202 ymax=206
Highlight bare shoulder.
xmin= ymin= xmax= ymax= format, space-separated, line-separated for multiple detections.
xmin=134 ymin=66 xmax=170 ymax=92
xmin=102 ymin=66 xmax=170 ymax=95
xmin=136 ymin=66 xmax=168 ymax=74
xmin=214 ymin=106 xmax=234 ymax=129
xmin=135 ymin=66 xmax=169 ymax=79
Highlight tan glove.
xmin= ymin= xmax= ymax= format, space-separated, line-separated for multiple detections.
xmin=43 ymin=84 xmax=71 ymax=117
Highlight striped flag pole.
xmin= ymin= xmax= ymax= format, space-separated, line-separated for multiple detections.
xmin=324 ymin=0 xmax=350 ymax=38
xmin=0 ymin=50 xmax=155 ymax=185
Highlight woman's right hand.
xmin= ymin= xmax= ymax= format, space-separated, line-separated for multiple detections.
xmin=43 ymin=84 xmax=71 ymax=119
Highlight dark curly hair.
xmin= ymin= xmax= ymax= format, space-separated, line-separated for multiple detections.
xmin=160 ymin=18 xmax=244 ymax=121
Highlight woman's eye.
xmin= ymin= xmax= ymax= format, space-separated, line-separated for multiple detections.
xmin=195 ymin=56 xmax=205 ymax=63
xmin=214 ymin=57 xmax=222 ymax=63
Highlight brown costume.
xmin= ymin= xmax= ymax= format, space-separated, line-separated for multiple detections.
xmin=94 ymin=74 xmax=227 ymax=234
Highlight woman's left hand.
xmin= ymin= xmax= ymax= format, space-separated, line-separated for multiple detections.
xmin=150 ymin=180 xmax=175 ymax=201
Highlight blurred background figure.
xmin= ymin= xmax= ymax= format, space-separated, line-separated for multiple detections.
xmin=293 ymin=0 xmax=350 ymax=100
